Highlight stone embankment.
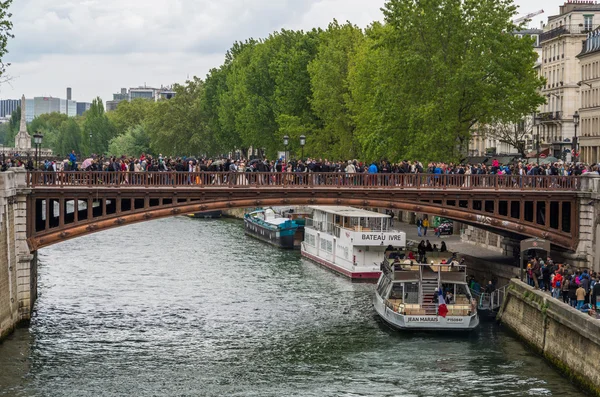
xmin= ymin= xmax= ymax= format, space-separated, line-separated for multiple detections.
xmin=498 ymin=279 xmax=600 ymax=396
xmin=0 ymin=169 xmax=36 ymax=342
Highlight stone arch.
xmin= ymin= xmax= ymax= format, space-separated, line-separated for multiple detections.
xmin=28 ymin=197 xmax=576 ymax=251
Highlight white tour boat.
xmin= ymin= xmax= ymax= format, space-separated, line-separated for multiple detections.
xmin=301 ymin=206 xmax=406 ymax=281
xmin=373 ymin=253 xmax=479 ymax=330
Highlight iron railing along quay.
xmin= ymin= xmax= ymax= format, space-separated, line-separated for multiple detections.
xmin=26 ymin=171 xmax=580 ymax=191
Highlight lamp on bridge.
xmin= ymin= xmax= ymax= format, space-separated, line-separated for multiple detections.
xmin=299 ymin=135 xmax=306 ymax=160
xmin=89 ymin=131 xmax=93 ymax=157
xmin=33 ymin=132 xmax=43 ymax=169
xmin=573 ymin=111 xmax=580 ymax=163
xmin=283 ymin=135 xmax=289 ymax=162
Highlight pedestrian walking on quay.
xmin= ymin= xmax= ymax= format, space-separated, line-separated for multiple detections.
xmin=423 ymin=217 xmax=429 ymax=236
xmin=576 ymin=284 xmax=586 ymax=310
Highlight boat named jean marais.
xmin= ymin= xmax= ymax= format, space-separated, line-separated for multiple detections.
xmin=373 ymin=253 xmax=479 ymax=331
xmin=301 ymin=206 xmax=406 ymax=281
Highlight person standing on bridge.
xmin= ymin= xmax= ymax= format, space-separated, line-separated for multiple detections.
xmin=69 ymin=150 xmax=77 ymax=171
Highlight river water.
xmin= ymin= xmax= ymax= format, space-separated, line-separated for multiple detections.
xmin=0 ymin=217 xmax=588 ymax=397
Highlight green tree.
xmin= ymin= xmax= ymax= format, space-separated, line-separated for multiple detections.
xmin=28 ymin=112 xmax=69 ymax=154
xmin=107 ymin=125 xmax=151 ymax=157
xmin=55 ymin=119 xmax=84 ymax=157
xmin=107 ymin=99 xmax=155 ymax=137
xmin=308 ymin=21 xmax=363 ymax=159
xmin=83 ymin=97 xmax=116 ymax=155
xmin=353 ymin=0 xmax=545 ymax=162
xmin=146 ymin=78 xmax=207 ymax=156
xmin=0 ymin=0 xmax=13 ymax=82
xmin=5 ymin=104 xmax=19 ymax=144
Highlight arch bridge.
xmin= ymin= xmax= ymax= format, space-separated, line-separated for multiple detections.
xmin=24 ymin=171 xmax=582 ymax=252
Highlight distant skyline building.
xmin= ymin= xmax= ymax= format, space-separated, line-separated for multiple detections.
xmin=76 ymin=102 xmax=91 ymax=116
xmin=106 ymin=85 xmax=176 ymax=111
xmin=0 ymin=99 xmax=19 ymax=117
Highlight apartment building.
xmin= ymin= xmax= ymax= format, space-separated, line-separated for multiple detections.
xmin=537 ymin=1 xmax=600 ymax=160
xmin=577 ymin=28 xmax=600 ymax=163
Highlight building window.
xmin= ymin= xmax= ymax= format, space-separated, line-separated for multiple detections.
xmin=585 ymin=15 xmax=594 ymax=31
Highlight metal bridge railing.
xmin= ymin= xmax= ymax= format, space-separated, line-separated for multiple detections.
xmin=26 ymin=171 xmax=580 ymax=191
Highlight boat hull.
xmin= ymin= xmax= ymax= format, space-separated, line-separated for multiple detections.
xmin=187 ymin=210 xmax=222 ymax=219
xmin=244 ymin=218 xmax=296 ymax=249
xmin=373 ymin=294 xmax=479 ymax=331
xmin=301 ymin=248 xmax=380 ymax=281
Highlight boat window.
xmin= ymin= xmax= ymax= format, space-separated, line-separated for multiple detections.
xmin=377 ymin=277 xmax=392 ymax=297
xmin=390 ymin=283 xmax=403 ymax=299
xmin=404 ymin=283 xmax=419 ymax=304
xmin=454 ymin=284 xmax=471 ymax=304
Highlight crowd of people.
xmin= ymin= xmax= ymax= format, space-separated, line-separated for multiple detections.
xmin=526 ymin=256 xmax=600 ymax=316
xmin=1 ymin=151 xmax=599 ymax=177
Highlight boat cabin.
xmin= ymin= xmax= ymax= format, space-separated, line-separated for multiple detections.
xmin=377 ymin=255 xmax=475 ymax=317
xmin=304 ymin=206 xmax=407 ymax=271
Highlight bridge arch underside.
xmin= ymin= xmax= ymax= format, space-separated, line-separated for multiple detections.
xmin=26 ymin=188 xmax=578 ymax=251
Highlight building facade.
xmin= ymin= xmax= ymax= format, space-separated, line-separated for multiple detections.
xmin=577 ymin=29 xmax=600 ymax=163
xmin=106 ymin=86 xmax=176 ymax=111
xmin=76 ymin=102 xmax=91 ymax=116
xmin=0 ymin=99 xmax=19 ymax=118
xmin=537 ymin=1 xmax=600 ymax=161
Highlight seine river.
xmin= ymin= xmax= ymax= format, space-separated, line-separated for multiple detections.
xmin=0 ymin=217 xmax=588 ymax=396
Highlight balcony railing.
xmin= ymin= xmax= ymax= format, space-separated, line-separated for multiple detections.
xmin=540 ymin=24 xmax=600 ymax=43
xmin=539 ymin=111 xmax=563 ymax=122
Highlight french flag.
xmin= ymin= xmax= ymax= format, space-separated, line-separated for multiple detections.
xmin=437 ymin=288 xmax=448 ymax=318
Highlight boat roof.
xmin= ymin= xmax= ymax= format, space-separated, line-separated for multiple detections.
xmin=308 ymin=206 xmax=390 ymax=218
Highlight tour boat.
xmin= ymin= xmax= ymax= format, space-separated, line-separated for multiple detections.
xmin=244 ymin=208 xmax=300 ymax=249
xmin=273 ymin=207 xmax=311 ymax=249
xmin=300 ymin=206 xmax=406 ymax=281
xmin=373 ymin=254 xmax=479 ymax=331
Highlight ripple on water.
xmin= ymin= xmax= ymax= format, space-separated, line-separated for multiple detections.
xmin=0 ymin=217 xmax=590 ymax=397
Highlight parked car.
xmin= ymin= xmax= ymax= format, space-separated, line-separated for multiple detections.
xmin=435 ymin=222 xmax=454 ymax=236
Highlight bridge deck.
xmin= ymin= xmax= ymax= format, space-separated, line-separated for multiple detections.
xmin=24 ymin=172 xmax=580 ymax=252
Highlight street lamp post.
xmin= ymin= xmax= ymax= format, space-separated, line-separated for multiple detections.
xmin=89 ymin=131 xmax=93 ymax=157
xmin=573 ymin=111 xmax=580 ymax=163
xmin=33 ymin=132 xmax=43 ymax=169
xmin=299 ymin=135 xmax=306 ymax=160
xmin=534 ymin=114 xmax=541 ymax=166
xmin=283 ymin=135 xmax=289 ymax=162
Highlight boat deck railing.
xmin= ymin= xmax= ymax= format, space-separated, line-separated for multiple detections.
xmin=384 ymin=299 xmax=475 ymax=316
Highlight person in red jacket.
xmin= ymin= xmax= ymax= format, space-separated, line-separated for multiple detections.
xmin=551 ymin=271 xmax=563 ymax=299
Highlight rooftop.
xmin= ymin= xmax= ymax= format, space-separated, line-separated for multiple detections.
xmin=309 ymin=206 xmax=390 ymax=219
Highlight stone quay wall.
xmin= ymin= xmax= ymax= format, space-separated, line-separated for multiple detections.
xmin=498 ymin=279 xmax=600 ymax=396
xmin=0 ymin=169 xmax=36 ymax=342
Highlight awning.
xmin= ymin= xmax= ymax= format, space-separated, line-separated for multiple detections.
xmin=526 ymin=148 xmax=550 ymax=158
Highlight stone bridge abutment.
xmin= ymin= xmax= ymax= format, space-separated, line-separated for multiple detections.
xmin=0 ymin=169 xmax=36 ymax=340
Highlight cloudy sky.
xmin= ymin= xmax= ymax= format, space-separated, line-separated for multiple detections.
xmin=1 ymin=0 xmax=553 ymax=103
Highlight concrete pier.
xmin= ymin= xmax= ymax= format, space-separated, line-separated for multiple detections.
xmin=498 ymin=279 xmax=600 ymax=396
xmin=0 ymin=169 xmax=37 ymax=341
